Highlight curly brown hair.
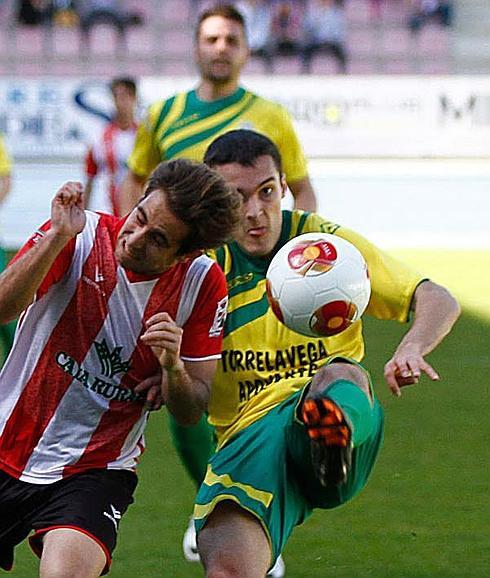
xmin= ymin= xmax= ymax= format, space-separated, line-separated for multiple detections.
xmin=144 ymin=158 xmax=241 ymax=256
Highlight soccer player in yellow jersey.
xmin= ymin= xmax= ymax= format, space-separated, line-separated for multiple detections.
xmin=187 ymin=129 xmax=460 ymax=577
xmin=0 ymin=134 xmax=16 ymax=358
xmin=119 ymin=4 xmax=317 ymax=217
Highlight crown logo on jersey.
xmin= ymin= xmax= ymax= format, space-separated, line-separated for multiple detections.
xmin=94 ymin=339 xmax=132 ymax=378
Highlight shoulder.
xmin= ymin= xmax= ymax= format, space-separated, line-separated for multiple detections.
xmin=145 ymin=96 xmax=178 ymax=121
xmin=190 ymin=254 xmax=226 ymax=288
xmin=249 ymin=92 xmax=290 ymax=115
xmin=284 ymin=210 xmax=341 ymax=238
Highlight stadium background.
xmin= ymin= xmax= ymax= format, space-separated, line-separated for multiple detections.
xmin=0 ymin=0 xmax=489 ymax=576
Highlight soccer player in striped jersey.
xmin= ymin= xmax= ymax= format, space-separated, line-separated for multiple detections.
xmin=0 ymin=159 xmax=241 ymax=577
xmin=119 ymin=3 xmax=317 ymax=217
xmin=190 ymin=129 xmax=460 ymax=577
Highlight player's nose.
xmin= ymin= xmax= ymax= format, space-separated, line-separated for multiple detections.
xmin=127 ymin=228 xmax=146 ymax=251
xmin=245 ymin=196 xmax=263 ymax=218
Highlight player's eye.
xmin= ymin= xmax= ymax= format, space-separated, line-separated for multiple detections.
xmin=136 ymin=208 xmax=146 ymax=226
xmin=151 ymin=233 xmax=168 ymax=248
xmin=261 ymin=186 xmax=274 ymax=198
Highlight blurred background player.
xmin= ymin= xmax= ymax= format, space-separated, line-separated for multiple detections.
xmin=84 ymin=76 xmax=138 ymax=216
xmin=193 ymin=129 xmax=460 ymax=578
xmin=119 ymin=3 xmax=317 ymax=216
xmin=0 ymin=132 xmax=16 ymax=359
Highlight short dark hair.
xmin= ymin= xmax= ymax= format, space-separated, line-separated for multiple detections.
xmin=144 ymin=158 xmax=241 ymax=255
xmin=195 ymin=4 xmax=246 ymax=40
xmin=110 ymin=77 xmax=137 ymax=97
xmin=204 ymin=129 xmax=283 ymax=174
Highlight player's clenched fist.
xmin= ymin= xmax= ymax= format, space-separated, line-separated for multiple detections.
xmin=140 ymin=312 xmax=184 ymax=370
xmin=51 ymin=181 xmax=86 ymax=239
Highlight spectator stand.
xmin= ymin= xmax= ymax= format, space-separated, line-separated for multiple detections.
xmin=0 ymin=0 xmax=454 ymax=77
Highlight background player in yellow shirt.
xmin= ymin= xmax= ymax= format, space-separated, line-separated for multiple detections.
xmin=119 ymin=4 xmax=317 ymax=217
xmin=189 ymin=129 xmax=460 ymax=577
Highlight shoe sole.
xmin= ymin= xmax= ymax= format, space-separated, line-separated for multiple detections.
xmin=301 ymin=395 xmax=353 ymax=487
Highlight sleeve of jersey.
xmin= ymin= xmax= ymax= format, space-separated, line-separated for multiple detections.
xmin=276 ymin=106 xmax=308 ymax=184
xmin=336 ymin=227 xmax=427 ymax=323
xmin=10 ymin=220 xmax=76 ymax=299
xmin=127 ymin=103 xmax=162 ymax=180
xmin=85 ymin=147 xmax=98 ymax=178
xmin=180 ymin=263 xmax=228 ymax=361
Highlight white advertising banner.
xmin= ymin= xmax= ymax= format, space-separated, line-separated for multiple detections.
xmin=1 ymin=75 xmax=490 ymax=158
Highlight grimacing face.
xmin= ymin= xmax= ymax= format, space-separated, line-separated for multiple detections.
xmin=195 ymin=15 xmax=249 ymax=85
xmin=115 ymin=189 xmax=190 ymax=275
xmin=213 ymin=155 xmax=286 ymax=258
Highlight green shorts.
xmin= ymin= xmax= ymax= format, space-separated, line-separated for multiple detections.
xmin=194 ymin=384 xmax=384 ymax=564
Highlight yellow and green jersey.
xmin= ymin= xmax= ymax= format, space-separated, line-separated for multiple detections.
xmin=208 ymin=210 xmax=425 ymax=447
xmin=0 ymin=136 xmax=11 ymax=176
xmin=128 ymin=88 xmax=308 ymax=184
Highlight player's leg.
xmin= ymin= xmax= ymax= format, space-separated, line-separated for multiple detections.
xmin=168 ymin=413 xmax=216 ymax=488
xmin=167 ymin=413 xmax=216 ymax=562
xmin=40 ymin=528 xmax=105 ymax=578
xmin=198 ymin=501 xmax=271 ymax=578
xmin=30 ymin=469 xmax=137 ymax=577
xmin=194 ymin=395 xmax=312 ymax=577
xmin=292 ymin=359 xmax=384 ymax=506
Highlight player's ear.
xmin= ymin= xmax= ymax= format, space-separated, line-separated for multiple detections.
xmin=280 ymin=173 xmax=287 ymax=198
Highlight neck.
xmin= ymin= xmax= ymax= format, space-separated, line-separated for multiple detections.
xmin=196 ymin=79 xmax=239 ymax=102
xmin=115 ymin=112 xmax=134 ymax=130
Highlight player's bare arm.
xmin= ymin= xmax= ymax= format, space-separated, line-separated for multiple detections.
xmin=288 ymin=176 xmax=317 ymax=212
xmin=0 ymin=181 xmax=86 ymax=323
xmin=118 ymin=170 xmax=145 ymax=216
xmin=141 ymin=312 xmax=212 ymax=425
xmin=83 ymin=176 xmax=94 ymax=210
xmin=384 ymin=280 xmax=461 ymax=397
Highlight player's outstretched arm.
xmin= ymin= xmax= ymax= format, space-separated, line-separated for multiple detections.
xmin=0 ymin=181 xmax=86 ymax=323
xmin=384 ymin=280 xmax=460 ymax=397
xmin=140 ymin=312 xmax=212 ymax=425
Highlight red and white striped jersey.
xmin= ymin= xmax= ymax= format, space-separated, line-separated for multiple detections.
xmin=85 ymin=121 xmax=137 ymax=216
xmin=0 ymin=212 xmax=228 ymax=484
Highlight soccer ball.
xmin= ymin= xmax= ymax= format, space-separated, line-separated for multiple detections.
xmin=266 ymin=233 xmax=371 ymax=337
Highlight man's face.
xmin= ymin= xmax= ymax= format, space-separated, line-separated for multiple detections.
xmin=213 ymin=155 xmax=286 ymax=258
xmin=195 ymin=16 xmax=249 ymax=85
xmin=112 ymin=84 xmax=136 ymax=118
xmin=115 ymin=190 xmax=189 ymax=275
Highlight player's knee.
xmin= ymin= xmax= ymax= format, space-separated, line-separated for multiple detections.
xmin=311 ymin=361 xmax=371 ymax=400
xmin=205 ymin=564 xmax=242 ymax=578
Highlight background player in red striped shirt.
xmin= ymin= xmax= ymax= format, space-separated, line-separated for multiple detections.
xmin=0 ymin=158 xmax=241 ymax=577
xmin=84 ymin=77 xmax=139 ymax=217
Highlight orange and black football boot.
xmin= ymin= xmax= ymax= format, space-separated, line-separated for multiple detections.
xmin=301 ymin=395 xmax=353 ymax=486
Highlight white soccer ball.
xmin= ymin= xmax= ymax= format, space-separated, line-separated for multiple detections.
xmin=266 ymin=233 xmax=371 ymax=337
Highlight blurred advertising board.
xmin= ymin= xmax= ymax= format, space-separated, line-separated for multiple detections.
xmin=1 ymin=76 xmax=490 ymax=159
